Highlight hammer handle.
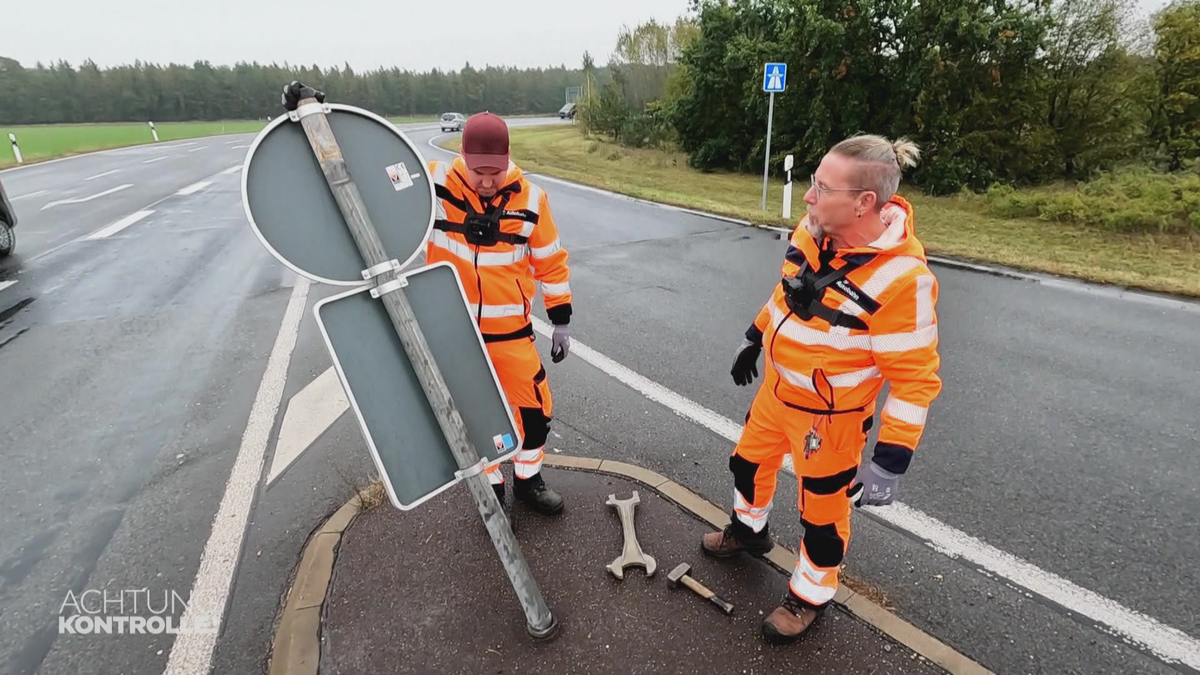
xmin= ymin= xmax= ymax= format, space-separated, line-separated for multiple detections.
xmin=681 ymin=575 xmax=734 ymax=615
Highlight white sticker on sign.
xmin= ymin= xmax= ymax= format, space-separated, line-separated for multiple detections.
xmin=386 ymin=162 xmax=414 ymax=191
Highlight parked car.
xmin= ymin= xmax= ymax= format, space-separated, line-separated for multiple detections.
xmin=0 ymin=177 xmax=16 ymax=258
xmin=440 ymin=112 xmax=466 ymax=132
xmin=558 ymin=102 xmax=576 ymax=119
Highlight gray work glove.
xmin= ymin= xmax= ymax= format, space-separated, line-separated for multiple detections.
xmin=848 ymin=462 xmax=900 ymax=507
xmin=550 ymin=324 xmax=570 ymax=363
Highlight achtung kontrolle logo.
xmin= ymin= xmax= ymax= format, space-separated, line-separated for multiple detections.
xmin=58 ymin=589 xmax=219 ymax=635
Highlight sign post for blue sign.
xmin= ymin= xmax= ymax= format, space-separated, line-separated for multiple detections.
xmin=761 ymin=63 xmax=787 ymax=211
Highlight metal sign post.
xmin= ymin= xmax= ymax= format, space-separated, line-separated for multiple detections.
xmin=760 ymin=62 xmax=787 ymax=212
xmin=241 ymin=96 xmax=558 ymax=640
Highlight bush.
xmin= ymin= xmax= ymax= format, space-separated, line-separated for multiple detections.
xmin=984 ymin=167 xmax=1200 ymax=233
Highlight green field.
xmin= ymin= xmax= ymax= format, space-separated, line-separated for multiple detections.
xmin=0 ymin=115 xmax=441 ymax=168
xmin=441 ymin=126 xmax=1200 ymax=298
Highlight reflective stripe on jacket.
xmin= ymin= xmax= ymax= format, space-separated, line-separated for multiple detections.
xmin=426 ymin=156 xmax=572 ymax=340
xmin=750 ymin=195 xmax=942 ymax=473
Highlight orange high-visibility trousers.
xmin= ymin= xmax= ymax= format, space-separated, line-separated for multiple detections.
xmin=483 ymin=336 xmax=553 ymax=485
xmin=728 ymin=367 xmax=869 ymax=610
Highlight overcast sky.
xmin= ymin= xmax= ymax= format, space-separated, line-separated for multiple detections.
xmin=4 ymin=0 xmax=1179 ymax=72
xmin=4 ymin=0 xmax=693 ymax=71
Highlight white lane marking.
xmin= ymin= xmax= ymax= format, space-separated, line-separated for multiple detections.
xmin=230 ymin=145 xmax=250 ymax=150
xmin=267 ymin=366 xmax=349 ymax=486
xmin=176 ymin=181 xmax=213 ymax=196
xmin=86 ymin=210 xmax=155 ymax=240
xmin=143 ymin=156 xmax=169 ymax=164
xmin=225 ymin=140 xmax=242 ymax=145
xmin=162 ymin=276 xmax=311 ymax=675
xmin=188 ymin=147 xmax=207 ymax=153
xmin=41 ymin=183 xmax=133 ymax=210
xmin=525 ymin=315 xmax=1200 ymax=670
xmin=0 ymin=280 xmax=16 ymax=292
xmin=85 ymin=169 xmax=120 ymax=181
xmin=220 ymin=165 xmax=242 ymax=175
xmin=11 ymin=189 xmax=48 ymax=201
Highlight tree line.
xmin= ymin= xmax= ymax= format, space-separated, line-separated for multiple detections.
xmin=579 ymin=0 xmax=1200 ymax=195
xmin=0 ymin=57 xmax=585 ymax=125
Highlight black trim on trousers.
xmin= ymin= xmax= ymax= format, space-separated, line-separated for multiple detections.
xmin=481 ymin=323 xmax=535 ymax=343
xmin=801 ymin=466 xmax=859 ymax=496
xmin=517 ymin=406 xmax=550 ymax=449
xmin=729 ymin=454 xmax=759 ymax=504
xmin=799 ymin=517 xmax=845 ymax=568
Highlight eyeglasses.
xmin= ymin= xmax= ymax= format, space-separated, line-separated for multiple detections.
xmin=810 ymin=174 xmax=867 ymax=201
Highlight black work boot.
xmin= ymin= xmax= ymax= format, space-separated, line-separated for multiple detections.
xmin=701 ymin=520 xmax=774 ymax=558
xmin=513 ymin=472 xmax=564 ymax=515
xmin=761 ymin=592 xmax=823 ymax=644
xmin=492 ymin=482 xmax=506 ymax=504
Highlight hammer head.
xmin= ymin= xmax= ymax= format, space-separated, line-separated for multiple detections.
xmin=667 ymin=563 xmax=690 ymax=587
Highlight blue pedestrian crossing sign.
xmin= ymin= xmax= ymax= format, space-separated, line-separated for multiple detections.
xmin=763 ymin=63 xmax=787 ymax=93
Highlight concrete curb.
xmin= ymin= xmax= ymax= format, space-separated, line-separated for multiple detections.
xmin=267 ymin=456 xmax=993 ymax=675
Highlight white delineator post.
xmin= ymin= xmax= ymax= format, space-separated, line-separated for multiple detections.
xmin=149 ymin=121 xmax=159 ymax=142
xmin=782 ymin=154 xmax=795 ymax=220
xmin=9 ymin=133 xmax=22 ymax=164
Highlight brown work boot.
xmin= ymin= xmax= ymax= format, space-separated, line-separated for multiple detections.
xmin=701 ymin=522 xmax=773 ymax=558
xmin=761 ymin=593 xmax=823 ymax=644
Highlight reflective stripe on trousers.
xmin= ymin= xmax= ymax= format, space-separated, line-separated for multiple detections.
xmin=483 ymin=447 xmax=545 ymax=484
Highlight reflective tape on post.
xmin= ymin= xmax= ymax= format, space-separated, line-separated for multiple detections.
xmin=9 ymin=133 xmax=22 ymax=164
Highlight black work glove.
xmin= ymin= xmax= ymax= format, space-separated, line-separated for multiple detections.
xmin=731 ymin=336 xmax=763 ymax=386
xmin=281 ymin=81 xmax=326 ymax=111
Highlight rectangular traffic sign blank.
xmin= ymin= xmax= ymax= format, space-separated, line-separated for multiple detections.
xmin=314 ymin=262 xmax=521 ymax=510
xmin=763 ymin=62 xmax=788 ymax=92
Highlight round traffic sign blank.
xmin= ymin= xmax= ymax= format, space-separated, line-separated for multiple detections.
xmin=241 ymin=104 xmax=435 ymax=285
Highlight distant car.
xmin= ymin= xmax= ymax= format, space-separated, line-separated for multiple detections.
xmin=440 ymin=112 xmax=466 ymax=132
xmin=0 ymin=177 xmax=16 ymax=258
xmin=558 ymin=102 xmax=576 ymax=119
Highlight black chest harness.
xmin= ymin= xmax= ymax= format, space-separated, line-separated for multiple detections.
xmin=781 ymin=246 xmax=880 ymax=331
xmin=434 ymin=182 xmax=539 ymax=247
xmin=773 ymin=246 xmax=882 ymax=420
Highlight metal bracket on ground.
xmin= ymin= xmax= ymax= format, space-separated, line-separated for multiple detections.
xmin=288 ymin=102 xmax=333 ymax=123
xmin=369 ymin=278 xmax=408 ymax=299
xmin=361 ymin=260 xmax=401 ymax=281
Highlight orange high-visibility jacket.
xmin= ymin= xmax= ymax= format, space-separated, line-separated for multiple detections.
xmin=749 ymin=195 xmax=942 ymax=474
xmin=426 ymin=156 xmax=572 ymax=340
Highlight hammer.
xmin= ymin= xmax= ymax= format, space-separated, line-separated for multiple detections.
xmin=667 ymin=563 xmax=734 ymax=615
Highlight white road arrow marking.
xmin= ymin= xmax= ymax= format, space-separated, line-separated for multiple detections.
xmin=266 ymin=366 xmax=349 ymax=486
xmin=41 ymin=183 xmax=132 ymax=210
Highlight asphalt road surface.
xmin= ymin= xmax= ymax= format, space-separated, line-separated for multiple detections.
xmin=0 ymin=116 xmax=1197 ymax=675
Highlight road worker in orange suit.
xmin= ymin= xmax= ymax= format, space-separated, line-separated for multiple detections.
xmin=424 ymin=112 xmax=573 ymax=515
xmin=703 ymin=134 xmax=942 ymax=644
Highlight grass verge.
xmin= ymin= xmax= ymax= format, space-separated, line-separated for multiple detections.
xmin=440 ymin=126 xmax=1200 ymax=298
xmin=0 ymin=115 xmax=442 ymax=169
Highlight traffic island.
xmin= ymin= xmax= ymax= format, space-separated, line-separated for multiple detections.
xmin=269 ymin=458 xmax=992 ymax=675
